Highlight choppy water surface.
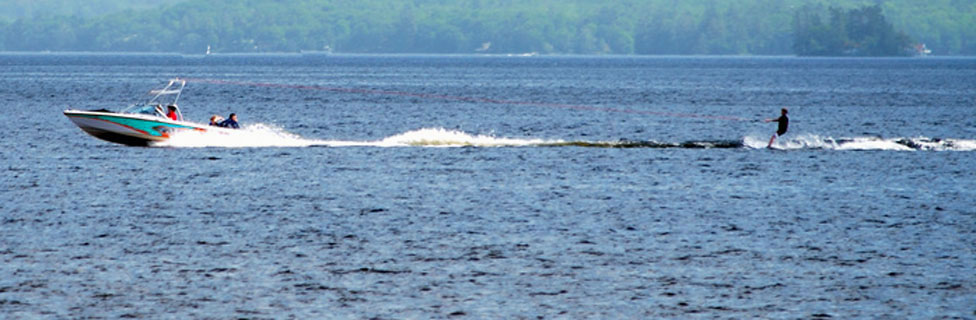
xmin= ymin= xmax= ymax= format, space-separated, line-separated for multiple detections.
xmin=1 ymin=54 xmax=975 ymax=318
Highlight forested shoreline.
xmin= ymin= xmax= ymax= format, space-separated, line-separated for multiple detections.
xmin=793 ymin=5 xmax=913 ymax=56
xmin=0 ymin=0 xmax=972 ymax=55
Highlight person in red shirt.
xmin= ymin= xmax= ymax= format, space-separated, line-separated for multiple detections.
xmin=166 ymin=105 xmax=179 ymax=121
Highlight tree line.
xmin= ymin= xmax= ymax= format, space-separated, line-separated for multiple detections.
xmin=0 ymin=0 xmax=184 ymax=20
xmin=793 ymin=4 xmax=913 ymax=56
xmin=0 ymin=0 xmax=972 ymax=55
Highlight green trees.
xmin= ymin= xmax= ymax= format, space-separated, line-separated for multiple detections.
xmin=0 ymin=0 xmax=185 ymax=21
xmin=0 ymin=0 xmax=970 ymax=55
xmin=794 ymin=4 xmax=913 ymax=56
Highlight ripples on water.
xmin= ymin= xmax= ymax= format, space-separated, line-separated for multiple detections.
xmin=1 ymin=54 xmax=974 ymax=318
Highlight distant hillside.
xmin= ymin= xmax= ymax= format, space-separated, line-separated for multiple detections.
xmin=794 ymin=5 xmax=914 ymax=56
xmin=0 ymin=0 xmax=972 ymax=55
xmin=0 ymin=0 xmax=186 ymax=21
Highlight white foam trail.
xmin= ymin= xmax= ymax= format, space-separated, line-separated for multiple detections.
xmin=372 ymin=127 xmax=557 ymax=147
xmin=155 ymin=123 xmax=326 ymax=148
xmin=742 ymin=135 xmax=772 ymax=149
xmin=949 ymin=139 xmax=976 ymax=151
xmin=156 ymin=124 xmax=974 ymax=151
xmin=157 ymin=125 xmax=560 ymax=148
xmin=745 ymin=134 xmax=976 ymax=151
xmin=833 ymin=137 xmax=914 ymax=151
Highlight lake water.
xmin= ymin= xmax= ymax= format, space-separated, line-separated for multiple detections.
xmin=1 ymin=54 xmax=974 ymax=318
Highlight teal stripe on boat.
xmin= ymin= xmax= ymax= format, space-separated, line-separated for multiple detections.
xmin=74 ymin=114 xmax=196 ymax=137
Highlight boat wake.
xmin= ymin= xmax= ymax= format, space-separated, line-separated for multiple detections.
xmin=155 ymin=126 xmax=975 ymax=151
xmin=155 ymin=126 xmax=555 ymax=148
xmin=744 ymin=134 xmax=976 ymax=151
xmin=155 ymin=124 xmax=322 ymax=148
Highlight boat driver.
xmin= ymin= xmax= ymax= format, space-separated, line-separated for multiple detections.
xmin=166 ymin=105 xmax=179 ymax=121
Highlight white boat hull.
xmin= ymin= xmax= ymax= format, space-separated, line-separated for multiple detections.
xmin=64 ymin=109 xmax=221 ymax=146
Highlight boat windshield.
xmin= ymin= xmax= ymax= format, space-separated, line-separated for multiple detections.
xmin=126 ymin=103 xmax=167 ymax=117
xmin=120 ymin=79 xmax=186 ymax=121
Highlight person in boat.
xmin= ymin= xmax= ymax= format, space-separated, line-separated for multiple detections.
xmin=218 ymin=113 xmax=240 ymax=129
xmin=209 ymin=115 xmax=224 ymax=126
xmin=764 ymin=107 xmax=789 ymax=148
xmin=166 ymin=105 xmax=179 ymax=121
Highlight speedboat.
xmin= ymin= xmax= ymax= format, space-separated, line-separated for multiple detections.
xmin=64 ymin=79 xmax=229 ymax=146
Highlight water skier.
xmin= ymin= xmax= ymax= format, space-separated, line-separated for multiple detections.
xmin=764 ymin=108 xmax=789 ymax=148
